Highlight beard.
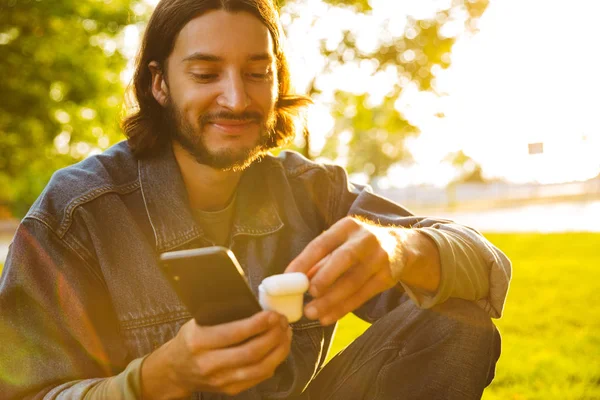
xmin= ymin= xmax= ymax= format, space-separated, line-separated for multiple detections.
xmin=163 ymin=100 xmax=276 ymax=171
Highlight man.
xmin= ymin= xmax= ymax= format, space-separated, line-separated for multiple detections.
xmin=0 ymin=0 xmax=511 ymax=398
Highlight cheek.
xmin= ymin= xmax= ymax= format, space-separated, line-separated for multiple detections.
xmin=181 ymin=85 xmax=213 ymax=107
xmin=253 ymin=84 xmax=277 ymax=113
xmin=175 ymin=87 xmax=216 ymax=122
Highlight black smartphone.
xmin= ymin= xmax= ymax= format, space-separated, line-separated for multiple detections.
xmin=159 ymin=246 xmax=263 ymax=326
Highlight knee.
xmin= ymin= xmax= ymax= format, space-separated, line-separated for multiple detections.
xmin=427 ymin=298 xmax=497 ymax=355
xmin=368 ymin=300 xmax=500 ymax=399
xmin=398 ymin=298 xmax=495 ymax=348
xmin=400 ymin=299 xmax=500 ymax=385
xmin=430 ymin=299 xmax=500 ymax=384
xmin=433 ymin=298 xmax=496 ymax=336
xmin=382 ymin=297 xmax=496 ymax=354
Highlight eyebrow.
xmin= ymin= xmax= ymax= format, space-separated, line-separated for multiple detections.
xmin=182 ymin=52 xmax=273 ymax=63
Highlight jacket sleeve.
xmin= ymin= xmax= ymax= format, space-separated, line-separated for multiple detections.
xmin=396 ymin=224 xmax=511 ymax=318
xmin=0 ymin=218 xmax=144 ymax=399
xmin=322 ymin=164 xmax=512 ymax=320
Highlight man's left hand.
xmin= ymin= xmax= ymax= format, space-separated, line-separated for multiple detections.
xmin=285 ymin=216 xmax=401 ymax=326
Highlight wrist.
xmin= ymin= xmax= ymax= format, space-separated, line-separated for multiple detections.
xmin=388 ymin=228 xmax=440 ymax=292
xmin=141 ymin=340 xmax=190 ymax=400
xmin=386 ymin=228 xmax=412 ymax=282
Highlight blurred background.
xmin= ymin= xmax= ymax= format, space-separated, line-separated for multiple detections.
xmin=1 ymin=0 xmax=599 ymax=398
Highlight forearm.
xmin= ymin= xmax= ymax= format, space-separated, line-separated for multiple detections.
xmin=417 ymin=224 xmax=511 ymax=317
xmin=387 ymin=228 xmax=441 ymax=294
xmin=387 ymin=225 xmax=491 ymax=310
xmin=25 ymin=358 xmax=145 ymax=399
xmin=420 ymin=226 xmax=489 ymax=301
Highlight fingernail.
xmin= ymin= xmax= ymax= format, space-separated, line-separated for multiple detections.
xmin=305 ymin=305 xmax=317 ymax=319
xmin=321 ymin=316 xmax=332 ymax=326
xmin=310 ymin=285 xmax=319 ymax=297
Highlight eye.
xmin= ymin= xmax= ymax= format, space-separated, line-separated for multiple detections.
xmin=190 ymin=73 xmax=218 ymax=82
xmin=249 ymin=73 xmax=268 ymax=79
xmin=247 ymin=69 xmax=272 ymax=81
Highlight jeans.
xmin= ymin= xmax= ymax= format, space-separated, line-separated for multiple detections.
xmin=201 ymin=296 xmax=499 ymax=400
xmin=305 ymin=297 xmax=500 ymax=400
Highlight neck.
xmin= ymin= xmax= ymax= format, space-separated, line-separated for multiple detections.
xmin=172 ymin=142 xmax=242 ymax=211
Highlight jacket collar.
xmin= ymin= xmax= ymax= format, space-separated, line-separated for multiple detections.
xmin=138 ymin=144 xmax=283 ymax=253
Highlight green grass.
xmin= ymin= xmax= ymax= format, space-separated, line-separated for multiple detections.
xmin=329 ymin=233 xmax=600 ymax=400
xmin=2 ymin=233 xmax=599 ymax=398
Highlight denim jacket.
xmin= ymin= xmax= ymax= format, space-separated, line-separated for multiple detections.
xmin=0 ymin=141 xmax=511 ymax=399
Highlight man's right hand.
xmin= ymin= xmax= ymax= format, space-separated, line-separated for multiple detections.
xmin=141 ymin=311 xmax=292 ymax=399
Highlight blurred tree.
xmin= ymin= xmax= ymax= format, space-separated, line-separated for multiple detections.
xmin=280 ymin=0 xmax=490 ymax=179
xmin=323 ymin=92 xmax=418 ymax=177
xmin=0 ymin=0 xmax=490 ymax=217
xmin=444 ymin=149 xmax=486 ymax=208
xmin=0 ymin=0 xmax=134 ymax=217
xmin=445 ymin=150 xmax=486 ymax=184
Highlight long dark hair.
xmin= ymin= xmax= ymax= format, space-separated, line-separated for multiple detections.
xmin=122 ymin=0 xmax=311 ymax=157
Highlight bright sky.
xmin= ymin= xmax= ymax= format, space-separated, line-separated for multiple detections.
xmin=283 ymin=0 xmax=600 ymax=186
xmin=430 ymin=0 xmax=600 ymax=185
xmin=136 ymin=0 xmax=600 ymax=186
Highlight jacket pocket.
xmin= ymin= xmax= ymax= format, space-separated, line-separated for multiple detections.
xmin=120 ymin=311 xmax=191 ymax=358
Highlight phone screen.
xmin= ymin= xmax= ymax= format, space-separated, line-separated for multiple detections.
xmin=160 ymin=246 xmax=263 ymax=326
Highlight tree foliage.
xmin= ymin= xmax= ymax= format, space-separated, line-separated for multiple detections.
xmin=0 ymin=0 xmax=490 ymax=217
xmin=281 ymin=0 xmax=490 ymax=179
xmin=444 ymin=150 xmax=486 ymax=183
xmin=0 ymin=0 xmax=134 ymax=216
xmin=324 ymin=92 xmax=418 ymax=177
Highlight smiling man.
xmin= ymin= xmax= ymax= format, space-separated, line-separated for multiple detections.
xmin=155 ymin=11 xmax=278 ymax=172
xmin=0 ymin=0 xmax=511 ymax=399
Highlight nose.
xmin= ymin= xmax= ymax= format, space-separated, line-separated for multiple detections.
xmin=216 ymin=71 xmax=251 ymax=113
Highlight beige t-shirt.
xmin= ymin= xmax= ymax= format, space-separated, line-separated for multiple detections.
xmin=192 ymin=195 xmax=237 ymax=247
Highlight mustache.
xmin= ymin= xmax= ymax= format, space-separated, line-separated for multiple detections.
xmin=200 ymin=111 xmax=263 ymax=125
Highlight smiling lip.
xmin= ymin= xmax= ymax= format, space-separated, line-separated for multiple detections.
xmin=209 ymin=120 xmax=257 ymax=135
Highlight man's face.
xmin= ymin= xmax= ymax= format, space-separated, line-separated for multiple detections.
xmin=159 ymin=10 xmax=278 ymax=170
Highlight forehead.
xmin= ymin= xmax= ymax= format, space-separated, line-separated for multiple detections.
xmin=172 ymin=9 xmax=275 ymax=62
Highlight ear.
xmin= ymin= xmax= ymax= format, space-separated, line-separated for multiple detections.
xmin=149 ymin=61 xmax=169 ymax=107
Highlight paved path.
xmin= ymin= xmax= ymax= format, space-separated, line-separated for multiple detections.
xmin=436 ymin=200 xmax=600 ymax=233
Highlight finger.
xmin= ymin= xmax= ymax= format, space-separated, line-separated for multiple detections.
xmin=193 ymin=311 xmax=279 ymax=349
xmin=210 ymin=326 xmax=292 ymax=391
xmin=318 ymin=269 xmax=395 ymax=325
xmin=306 ymin=254 xmax=331 ymax=279
xmin=305 ymin=256 xmax=380 ymax=320
xmin=309 ymin=229 xmax=379 ymax=297
xmin=220 ymin=377 xmax=265 ymax=397
xmin=202 ymin=316 xmax=289 ymax=372
xmin=285 ymin=218 xmax=359 ymax=274
xmin=234 ymin=326 xmax=292 ymax=381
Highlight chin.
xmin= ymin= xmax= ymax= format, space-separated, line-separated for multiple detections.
xmin=199 ymin=144 xmax=267 ymax=171
xmin=173 ymin=123 xmax=272 ymax=171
